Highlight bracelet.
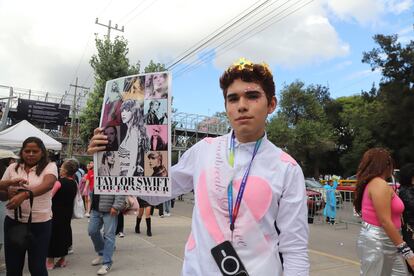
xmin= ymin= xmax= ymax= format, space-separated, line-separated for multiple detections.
xmin=397 ymin=242 xmax=414 ymax=260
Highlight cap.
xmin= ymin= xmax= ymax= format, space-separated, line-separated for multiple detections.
xmin=0 ymin=149 xmax=19 ymax=160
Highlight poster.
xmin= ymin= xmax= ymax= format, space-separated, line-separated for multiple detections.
xmin=94 ymin=72 xmax=171 ymax=196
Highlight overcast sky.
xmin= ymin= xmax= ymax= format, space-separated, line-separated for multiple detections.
xmin=0 ymin=0 xmax=412 ymax=115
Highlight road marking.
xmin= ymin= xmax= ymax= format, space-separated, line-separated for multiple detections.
xmin=309 ymin=249 xmax=360 ymax=266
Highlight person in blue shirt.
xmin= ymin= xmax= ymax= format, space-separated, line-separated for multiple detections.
xmin=323 ymin=179 xmax=338 ymax=224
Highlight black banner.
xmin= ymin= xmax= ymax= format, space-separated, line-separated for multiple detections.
xmin=14 ymin=99 xmax=70 ymax=127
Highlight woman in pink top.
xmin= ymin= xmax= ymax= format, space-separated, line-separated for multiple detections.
xmin=2 ymin=137 xmax=58 ymax=276
xmin=354 ymin=148 xmax=414 ymax=275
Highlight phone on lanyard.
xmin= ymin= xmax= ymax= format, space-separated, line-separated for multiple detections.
xmin=211 ymin=241 xmax=249 ymax=276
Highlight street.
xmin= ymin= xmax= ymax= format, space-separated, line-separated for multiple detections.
xmin=2 ymin=195 xmax=361 ymax=275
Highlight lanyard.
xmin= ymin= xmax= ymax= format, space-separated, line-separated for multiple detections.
xmin=227 ymin=133 xmax=262 ymax=236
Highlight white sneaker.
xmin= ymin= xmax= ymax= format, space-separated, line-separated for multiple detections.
xmin=118 ymin=232 xmax=125 ymax=238
xmin=97 ymin=264 xmax=111 ymax=275
xmin=164 ymin=213 xmax=171 ymax=217
xmin=85 ymin=213 xmax=90 ymax=218
xmin=67 ymin=246 xmax=74 ymax=255
xmin=91 ymin=256 xmax=103 ymax=266
xmin=160 ymin=214 xmax=164 ymax=218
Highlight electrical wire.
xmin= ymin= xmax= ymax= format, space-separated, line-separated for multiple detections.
xmin=171 ymin=0 xmax=295 ymax=75
xmin=166 ymin=0 xmax=271 ymax=70
xmin=174 ymin=0 xmax=315 ymax=78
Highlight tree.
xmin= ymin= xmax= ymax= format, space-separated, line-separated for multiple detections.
xmin=79 ymin=36 xmax=138 ymax=143
xmin=144 ymin=60 xmax=166 ymax=73
xmin=362 ymin=34 xmax=414 ymax=166
xmin=79 ymin=35 xmax=166 ymax=143
xmin=335 ymin=95 xmax=385 ymax=176
xmin=267 ymin=81 xmax=336 ymax=177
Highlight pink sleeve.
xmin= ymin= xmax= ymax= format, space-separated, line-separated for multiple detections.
xmin=51 ymin=181 xmax=61 ymax=197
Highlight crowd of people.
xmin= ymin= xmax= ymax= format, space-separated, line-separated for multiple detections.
xmin=0 ymin=58 xmax=413 ymax=276
xmin=0 ymin=138 xmax=175 ymax=276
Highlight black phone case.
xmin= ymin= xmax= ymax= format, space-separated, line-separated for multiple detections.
xmin=211 ymin=241 xmax=249 ymax=276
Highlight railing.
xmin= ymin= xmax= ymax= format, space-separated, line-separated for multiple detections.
xmin=307 ymin=189 xmax=361 ymax=229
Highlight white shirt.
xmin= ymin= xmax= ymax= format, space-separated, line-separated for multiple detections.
xmin=142 ymin=131 xmax=309 ymax=276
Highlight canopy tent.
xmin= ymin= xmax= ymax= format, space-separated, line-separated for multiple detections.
xmin=0 ymin=120 xmax=62 ymax=150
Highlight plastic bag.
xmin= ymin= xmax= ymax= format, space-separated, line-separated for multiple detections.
xmin=123 ymin=196 xmax=140 ymax=215
xmin=73 ymin=189 xmax=85 ymax=219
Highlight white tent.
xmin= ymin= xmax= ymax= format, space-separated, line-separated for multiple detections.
xmin=0 ymin=120 xmax=62 ymax=150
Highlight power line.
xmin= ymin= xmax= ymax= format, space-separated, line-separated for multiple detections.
xmin=65 ymin=0 xmax=115 ymax=102
xmin=166 ymin=0 xmax=272 ymax=70
xmin=123 ymin=0 xmax=159 ymax=25
xmin=116 ymin=0 xmax=146 ymax=24
xmin=170 ymin=0 xmax=293 ymax=75
xmin=174 ymin=0 xmax=297 ymax=76
xmin=175 ymin=0 xmax=306 ymax=75
xmin=95 ymin=18 xmax=125 ymax=40
xmin=174 ymin=0 xmax=315 ymax=78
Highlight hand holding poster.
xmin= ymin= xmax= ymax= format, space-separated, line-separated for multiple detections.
xmin=94 ymin=72 xmax=171 ymax=196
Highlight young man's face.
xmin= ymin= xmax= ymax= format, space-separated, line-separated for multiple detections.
xmin=225 ymin=79 xmax=276 ymax=143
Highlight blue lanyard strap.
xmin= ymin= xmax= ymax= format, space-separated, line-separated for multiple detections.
xmin=227 ymin=133 xmax=262 ymax=232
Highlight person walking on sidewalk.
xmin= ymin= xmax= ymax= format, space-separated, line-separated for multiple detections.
xmin=3 ymin=137 xmax=58 ymax=276
xmin=47 ymin=159 xmax=78 ymax=269
xmin=323 ymin=179 xmax=338 ymax=225
xmin=88 ymin=58 xmax=309 ymax=276
xmin=115 ymin=213 xmax=125 ymax=238
xmin=135 ymin=197 xmax=153 ymax=236
xmin=88 ymin=191 xmax=125 ymax=275
xmin=354 ymin=148 xmax=413 ymax=275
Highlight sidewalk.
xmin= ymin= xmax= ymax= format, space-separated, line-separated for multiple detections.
xmin=4 ymin=196 xmax=360 ymax=275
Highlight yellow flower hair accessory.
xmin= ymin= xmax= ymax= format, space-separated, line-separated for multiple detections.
xmin=261 ymin=62 xmax=272 ymax=74
xmin=230 ymin=57 xmax=254 ymax=72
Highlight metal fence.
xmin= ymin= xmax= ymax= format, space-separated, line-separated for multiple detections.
xmin=336 ymin=190 xmax=361 ymax=229
xmin=308 ymin=190 xmax=361 ymax=229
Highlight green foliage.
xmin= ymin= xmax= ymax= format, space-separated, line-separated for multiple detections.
xmin=335 ymin=95 xmax=386 ymax=176
xmin=79 ymin=36 xmax=167 ymax=143
xmin=79 ymin=36 xmax=134 ymax=143
xmin=267 ymin=81 xmax=336 ymax=177
xmin=144 ymin=60 xmax=167 ymax=73
xmin=268 ymin=33 xmax=413 ymax=176
xmin=362 ymin=34 xmax=414 ymax=166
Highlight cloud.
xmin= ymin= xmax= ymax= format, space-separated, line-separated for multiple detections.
xmin=325 ymin=0 xmax=413 ymax=25
xmin=386 ymin=0 xmax=413 ymax=14
xmin=0 ymin=0 xmax=410 ymax=98
xmin=212 ymin=4 xmax=350 ymax=69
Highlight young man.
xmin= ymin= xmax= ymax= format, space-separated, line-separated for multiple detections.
xmin=88 ymin=58 xmax=309 ymax=275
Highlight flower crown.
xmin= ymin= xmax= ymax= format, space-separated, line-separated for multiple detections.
xmin=227 ymin=57 xmax=272 ymax=74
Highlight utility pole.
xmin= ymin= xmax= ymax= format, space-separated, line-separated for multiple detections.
xmin=0 ymin=87 xmax=16 ymax=131
xmin=95 ymin=18 xmax=124 ymax=40
xmin=67 ymin=78 xmax=89 ymax=158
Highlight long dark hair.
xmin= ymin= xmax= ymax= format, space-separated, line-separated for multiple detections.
xmin=353 ymin=148 xmax=394 ymax=215
xmin=15 ymin=137 xmax=50 ymax=176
